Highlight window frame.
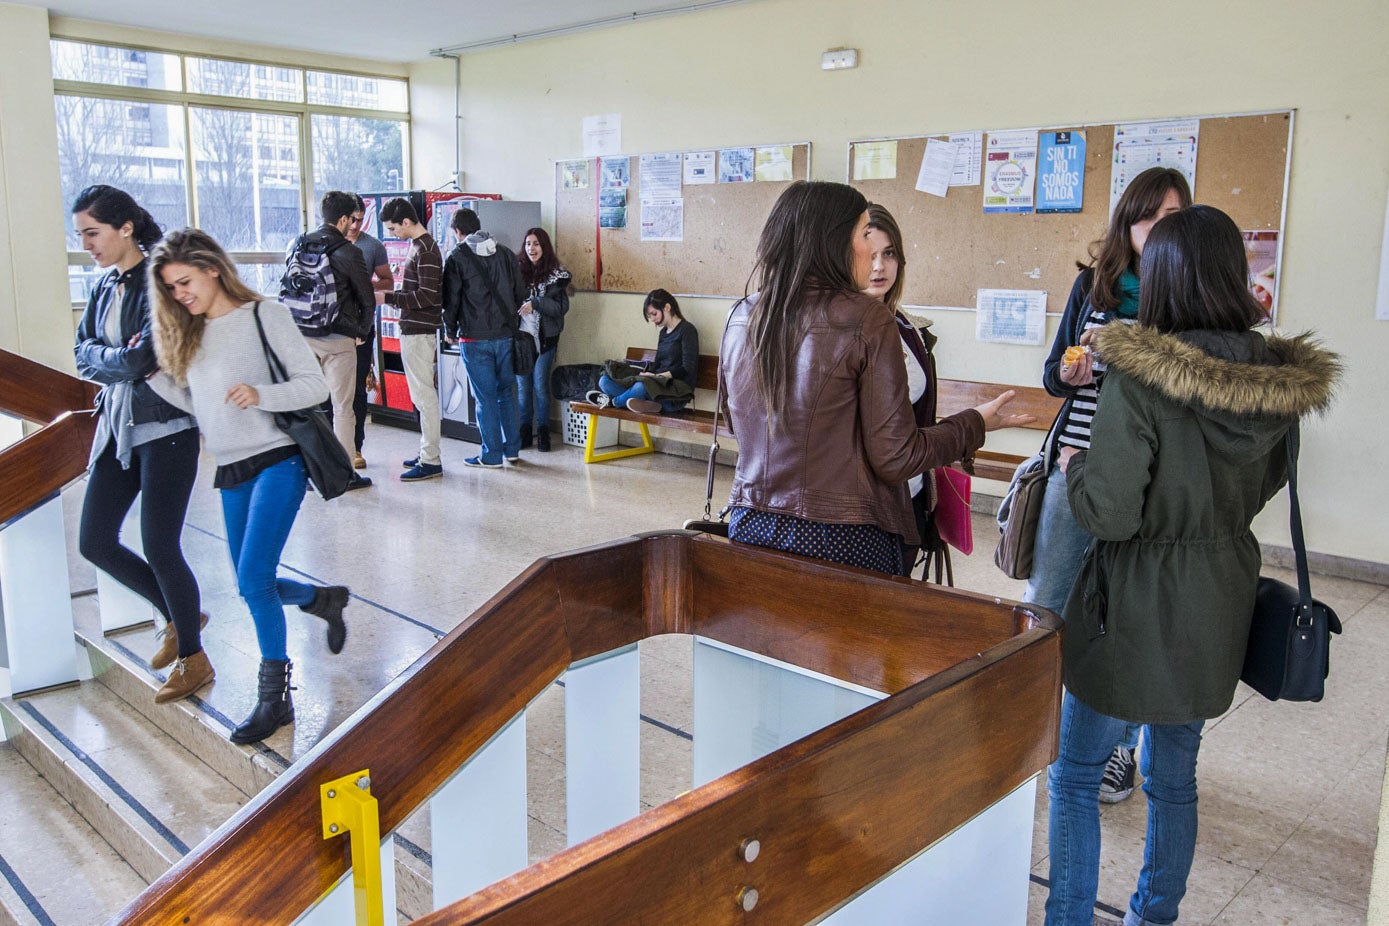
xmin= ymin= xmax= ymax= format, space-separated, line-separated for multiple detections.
xmin=54 ymin=36 xmax=411 ymax=308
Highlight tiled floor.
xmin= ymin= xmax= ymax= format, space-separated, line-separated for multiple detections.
xmin=52 ymin=422 xmax=1387 ymax=924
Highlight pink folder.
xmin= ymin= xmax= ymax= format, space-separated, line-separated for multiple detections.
xmin=933 ymin=467 xmax=974 ymax=555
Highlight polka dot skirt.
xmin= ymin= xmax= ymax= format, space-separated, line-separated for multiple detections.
xmin=728 ymin=506 xmax=904 ymax=576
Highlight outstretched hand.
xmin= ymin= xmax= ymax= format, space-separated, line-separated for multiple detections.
xmin=973 ymin=390 xmax=1037 ymax=432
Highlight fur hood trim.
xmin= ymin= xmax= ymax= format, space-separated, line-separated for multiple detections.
xmin=1094 ymin=324 xmax=1341 ymax=419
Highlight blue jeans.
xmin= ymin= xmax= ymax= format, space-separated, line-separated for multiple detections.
xmin=462 ymin=338 xmax=521 ymax=464
xmin=219 ymin=455 xmax=316 ymax=662
xmin=1045 ymin=693 xmax=1203 ymax=926
xmin=1026 ymin=465 xmax=1140 ymax=753
xmin=598 ymin=374 xmax=687 ymax=413
xmin=517 ymin=345 xmax=556 ymax=430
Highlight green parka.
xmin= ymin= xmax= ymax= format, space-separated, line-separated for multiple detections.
xmin=1062 ymin=324 xmax=1340 ymax=724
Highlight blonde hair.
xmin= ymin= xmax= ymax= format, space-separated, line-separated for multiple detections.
xmin=148 ymin=228 xmax=262 ymax=383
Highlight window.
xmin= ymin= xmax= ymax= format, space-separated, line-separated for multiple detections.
xmin=51 ymin=39 xmax=181 ymax=91
xmin=307 ymin=70 xmax=408 ymax=112
xmin=311 ymin=114 xmax=408 ymax=200
xmin=193 ymin=108 xmax=302 ymax=253
xmin=187 ymin=56 xmax=304 ymax=103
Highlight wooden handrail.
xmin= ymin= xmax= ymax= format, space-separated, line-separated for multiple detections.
xmin=109 ymin=533 xmax=1061 ymax=925
xmin=0 ymin=410 xmax=98 ymax=527
xmin=0 ymin=347 xmax=98 ymax=425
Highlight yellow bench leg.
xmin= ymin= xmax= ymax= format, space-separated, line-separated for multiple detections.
xmin=583 ymin=414 xmax=655 ymax=463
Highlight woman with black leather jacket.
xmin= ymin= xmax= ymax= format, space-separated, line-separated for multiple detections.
xmin=72 ymin=185 xmax=211 ymax=704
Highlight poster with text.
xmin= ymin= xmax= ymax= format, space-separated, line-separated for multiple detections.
xmin=718 ymin=148 xmax=755 ymax=183
xmin=1243 ymin=230 xmax=1279 ymax=321
xmin=601 ymin=157 xmax=631 ymax=190
xmin=640 ymin=198 xmax=684 ymax=241
xmin=755 ymin=145 xmax=795 ymax=182
xmin=852 ymin=140 xmax=898 ymax=180
xmin=976 ymin=289 xmax=1047 ymax=345
xmin=683 ymin=151 xmax=716 ymax=185
xmin=560 ymin=159 xmax=590 ymax=190
xmin=949 ymin=132 xmax=984 ymax=186
xmin=599 ymin=189 xmax=627 ymax=228
xmin=582 ymin=113 xmax=621 ymax=158
xmin=640 ymin=153 xmax=682 ymax=197
xmin=1037 ymin=131 xmax=1086 ymax=213
xmin=983 ymin=131 xmax=1038 ymax=213
xmin=1111 ymin=120 xmax=1199 ymax=213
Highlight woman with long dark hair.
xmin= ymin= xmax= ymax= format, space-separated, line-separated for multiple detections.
xmin=515 ymin=227 xmax=570 ymax=451
xmin=72 ymin=185 xmax=210 ymax=704
xmin=719 ymin=181 xmax=1031 ymax=575
xmin=147 ymin=228 xmax=350 ymax=745
xmin=1026 ymin=166 xmax=1192 ymax=801
xmin=1043 ymin=205 xmax=1339 ymax=925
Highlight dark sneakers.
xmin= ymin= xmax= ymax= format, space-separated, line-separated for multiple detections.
xmin=345 ymin=472 xmax=372 ymax=491
xmin=624 ymin=398 xmax=663 ymax=415
xmin=301 ymin=585 xmax=348 ymax=654
xmin=401 ymin=462 xmax=444 ymax=481
xmin=462 ymin=456 xmax=503 ymax=468
xmin=536 ymin=426 xmax=551 ymax=452
xmin=1098 ymin=745 xmax=1137 ymax=803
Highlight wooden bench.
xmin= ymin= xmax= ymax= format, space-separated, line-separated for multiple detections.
xmin=569 ymin=347 xmax=728 ymax=463
xmin=571 ymin=348 xmax=1063 ymax=478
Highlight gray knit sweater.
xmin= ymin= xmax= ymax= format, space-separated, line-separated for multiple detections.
xmin=148 ymin=301 xmax=329 ymax=466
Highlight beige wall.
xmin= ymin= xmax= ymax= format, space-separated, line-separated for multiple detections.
xmin=410 ymin=0 xmax=1389 ymax=565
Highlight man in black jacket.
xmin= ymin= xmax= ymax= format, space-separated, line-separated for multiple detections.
xmin=284 ymin=190 xmax=375 ymax=490
xmin=441 ymin=208 xmax=526 ymax=467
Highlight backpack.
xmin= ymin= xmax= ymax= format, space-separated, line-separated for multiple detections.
xmin=280 ymin=234 xmax=346 ymax=336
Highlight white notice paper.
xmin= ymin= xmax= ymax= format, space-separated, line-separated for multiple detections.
xmin=949 ymin=132 xmax=983 ymax=186
xmin=640 ymin=153 xmax=682 ymax=197
xmin=1111 ymin=119 xmax=1199 ymax=213
xmin=976 ymin=289 xmax=1047 ymax=345
xmin=916 ymin=138 xmax=959 ymax=197
xmin=683 ymin=150 xmax=716 ymax=185
xmin=640 ymin=198 xmax=684 ymax=242
xmin=582 ymin=113 xmax=621 ymax=158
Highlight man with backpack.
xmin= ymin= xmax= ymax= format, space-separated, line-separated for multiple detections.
xmin=281 ymin=190 xmax=375 ymax=491
xmin=441 ymin=207 xmax=526 ymax=468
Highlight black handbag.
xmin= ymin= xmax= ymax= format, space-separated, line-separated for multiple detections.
xmin=252 ymin=304 xmax=355 ymax=501
xmin=1240 ymin=424 xmax=1342 ymax=702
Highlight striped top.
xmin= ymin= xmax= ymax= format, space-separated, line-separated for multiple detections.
xmin=387 ymin=232 xmax=443 ymax=335
xmin=1055 ymin=309 xmax=1129 ymax=452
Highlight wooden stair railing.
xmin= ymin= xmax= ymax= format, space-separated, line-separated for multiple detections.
xmin=109 ymin=532 xmax=1062 ymax=926
xmin=0 ymin=348 xmax=98 ymax=525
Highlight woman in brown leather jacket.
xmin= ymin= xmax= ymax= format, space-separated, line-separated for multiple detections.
xmin=720 ymin=181 xmax=1032 ymax=575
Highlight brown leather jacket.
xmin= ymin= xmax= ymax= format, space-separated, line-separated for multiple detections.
xmin=720 ymin=290 xmax=984 ymax=544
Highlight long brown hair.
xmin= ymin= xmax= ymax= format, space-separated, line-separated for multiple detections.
xmin=865 ymin=203 xmax=906 ymax=310
xmin=1084 ymin=167 xmax=1192 ymax=312
xmin=745 ymin=181 xmax=867 ymax=414
xmin=148 ymin=228 xmax=262 ymax=384
xmin=518 ymin=226 xmax=562 ymax=285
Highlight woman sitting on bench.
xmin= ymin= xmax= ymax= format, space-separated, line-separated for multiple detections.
xmin=588 ymin=288 xmax=699 ymax=415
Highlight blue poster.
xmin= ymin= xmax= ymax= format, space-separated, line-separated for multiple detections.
xmin=1037 ymin=131 xmax=1086 ymax=214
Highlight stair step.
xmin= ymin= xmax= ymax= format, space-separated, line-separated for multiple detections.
xmin=0 ymin=743 xmax=147 ymax=926
xmin=0 ymin=684 xmax=249 ymax=884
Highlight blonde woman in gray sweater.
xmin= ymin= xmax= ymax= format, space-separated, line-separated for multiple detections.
xmin=148 ymin=228 xmax=352 ymax=746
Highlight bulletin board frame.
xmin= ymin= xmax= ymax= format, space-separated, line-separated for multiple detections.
xmin=555 ymin=141 xmax=813 ymax=299
xmin=845 ymin=109 xmax=1294 ymax=321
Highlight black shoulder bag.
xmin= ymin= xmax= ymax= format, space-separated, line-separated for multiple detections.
xmin=252 ymin=303 xmax=355 ymax=500
xmin=1241 ymin=423 xmax=1343 ymax=702
xmin=460 ymin=245 xmax=536 ymax=377
xmin=683 ymin=308 xmax=736 ymax=537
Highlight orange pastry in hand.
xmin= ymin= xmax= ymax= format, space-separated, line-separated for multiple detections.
xmin=1063 ymin=345 xmax=1089 ymax=365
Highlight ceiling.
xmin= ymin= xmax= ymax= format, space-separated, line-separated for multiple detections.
xmin=23 ymin=0 xmax=748 ymax=63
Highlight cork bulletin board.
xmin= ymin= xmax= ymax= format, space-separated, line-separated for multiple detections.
xmin=555 ymin=142 xmax=811 ymax=296
xmin=847 ymin=111 xmax=1293 ymax=311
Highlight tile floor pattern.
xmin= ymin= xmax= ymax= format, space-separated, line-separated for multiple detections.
xmin=13 ymin=422 xmax=1384 ymax=923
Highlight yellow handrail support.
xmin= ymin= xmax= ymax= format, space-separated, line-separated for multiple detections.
xmin=319 ymin=769 xmax=384 ymax=926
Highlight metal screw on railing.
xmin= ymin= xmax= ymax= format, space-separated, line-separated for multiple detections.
xmin=357 ymin=776 xmax=371 ymax=791
xmin=327 ymin=789 xmax=337 ymax=798
xmin=329 ymin=823 xmax=340 ymax=834
xmin=740 ymin=838 xmax=761 ymax=863
xmin=737 ymin=886 xmax=759 ymax=912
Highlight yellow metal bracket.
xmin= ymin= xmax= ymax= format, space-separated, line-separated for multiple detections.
xmin=584 ymin=412 xmax=655 ymax=463
xmin=320 ymin=769 xmax=384 ymax=926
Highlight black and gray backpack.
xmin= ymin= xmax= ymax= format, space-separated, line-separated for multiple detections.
xmin=280 ymin=234 xmax=343 ymax=336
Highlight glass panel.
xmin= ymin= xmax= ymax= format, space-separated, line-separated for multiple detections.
xmin=311 ymin=114 xmax=407 ymax=201
xmin=55 ymin=95 xmax=189 ymax=248
xmin=306 ymin=71 xmax=408 ymax=112
xmin=192 ymin=107 xmax=303 ymax=252
xmin=50 ymin=39 xmax=181 ymax=90
xmin=187 ymin=56 xmax=304 ymax=103
xmin=68 ymin=264 xmax=108 ymax=306
xmin=235 ymin=262 xmax=284 ymax=298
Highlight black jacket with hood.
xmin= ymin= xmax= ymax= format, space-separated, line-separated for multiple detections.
xmin=442 ymin=231 xmax=526 ymax=341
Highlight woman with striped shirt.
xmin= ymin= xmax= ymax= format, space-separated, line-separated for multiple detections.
xmin=1025 ymin=166 xmax=1191 ymax=801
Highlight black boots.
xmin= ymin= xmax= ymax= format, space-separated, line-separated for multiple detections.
xmin=301 ymin=585 xmax=348 ymax=654
xmin=230 ymin=659 xmax=295 ymax=745
xmin=520 ymin=422 xmax=534 ymax=449
xmin=536 ymin=425 xmax=551 ymax=452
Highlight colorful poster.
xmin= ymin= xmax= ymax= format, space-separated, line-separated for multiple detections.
xmin=599 ymin=189 xmax=627 ymax=228
xmin=983 ymin=131 xmax=1038 ymax=214
xmin=383 ymin=238 xmax=412 ymax=285
xmin=582 ymin=113 xmax=621 ymax=158
xmin=1111 ymin=119 xmax=1199 ymax=213
xmin=639 ymin=153 xmax=682 ymax=197
xmin=949 ymin=132 xmax=984 ymax=186
xmin=1037 ymin=131 xmax=1086 ymax=213
xmin=915 ymin=138 xmax=958 ymax=197
xmin=683 ymin=151 xmax=716 ymax=185
xmin=1243 ymin=230 xmax=1279 ymax=319
xmin=853 ymin=140 xmax=898 ymax=180
xmin=755 ymin=145 xmax=795 ymax=182
xmin=428 ymin=198 xmax=466 ymax=248
xmin=976 ymin=289 xmax=1047 ymax=345
xmin=718 ymin=147 xmax=755 ymax=183
xmin=560 ymin=159 xmax=589 ymax=190
xmin=640 ymin=198 xmax=684 ymax=241
xmin=600 ymin=157 xmax=630 ymax=190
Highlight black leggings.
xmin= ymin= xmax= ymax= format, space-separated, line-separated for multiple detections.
xmin=79 ymin=429 xmax=204 ymax=658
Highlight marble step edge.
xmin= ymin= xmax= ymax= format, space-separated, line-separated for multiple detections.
xmin=77 ymin=628 xmax=287 ymax=797
xmin=0 ymin=695 xmax=178 ymax=885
